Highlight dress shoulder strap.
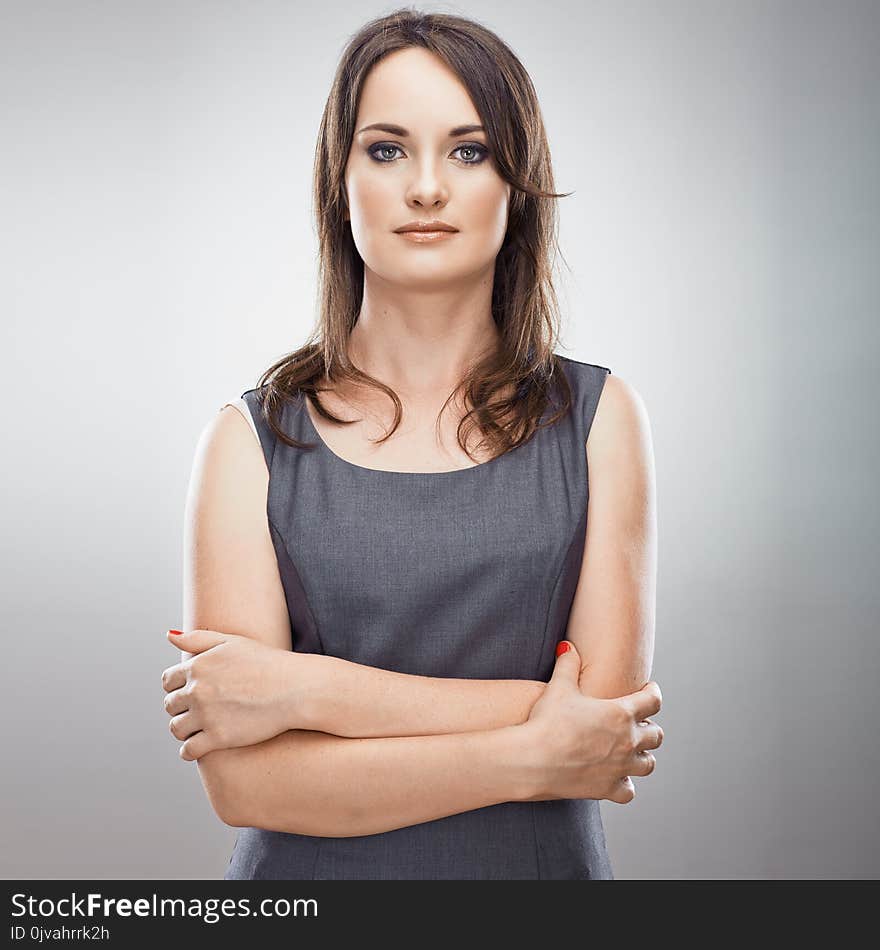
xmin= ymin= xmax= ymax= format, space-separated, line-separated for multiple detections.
xmin=554 ymin=355 xmax=611 ymax=445
xmin=236 ymin=387 xmax=278 ymax=472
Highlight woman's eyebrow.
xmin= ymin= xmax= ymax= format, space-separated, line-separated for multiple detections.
xmin=356 ymin=122 xmax=485 ymax=137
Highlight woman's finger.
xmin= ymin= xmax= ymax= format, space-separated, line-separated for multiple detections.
xmin=180 ymin=730 xmax=214 ymax=762
xmin=169 ymin=710 xmax=199 ymax=741
xmin=636 ymin=720 xmax=664 ymax=751
xmin=637 ymin=681 xmax=662 ymax=719
xmin=621 ymin=681 xmax=662 ymax=722
xmin=161 ymin=664 xmax=186 ymax=693
xmin=163 ymin=688 xmax=189 ymax=718
xmin=611 ymin=776 xmax=635 ymax=804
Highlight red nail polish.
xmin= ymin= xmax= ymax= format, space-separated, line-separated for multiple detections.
xmin=556 ymin=641 xmax=570 ymax=657
xmin=168 ymin=629 xmax=184 ymax=636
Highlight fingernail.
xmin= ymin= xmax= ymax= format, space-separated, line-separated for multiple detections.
xmin=168 ymin=629 xmax=184 ymax=636
xmin=556 ymin=641 xmax=570 ymax=656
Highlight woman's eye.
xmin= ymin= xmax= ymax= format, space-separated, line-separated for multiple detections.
xmin=367 ymin=143 xmax=488 ymax=165
xmin=369 ymin=144 xmax=404 ymax=162
xmin=453 ymin=144 xmax=488 ymax=164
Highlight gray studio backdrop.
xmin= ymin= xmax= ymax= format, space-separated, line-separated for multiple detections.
xmin=3 ymin=0 xmax=877 ymax=879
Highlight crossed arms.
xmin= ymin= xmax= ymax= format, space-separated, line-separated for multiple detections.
xmin=177 ymin=376 xmax=655 ymax=837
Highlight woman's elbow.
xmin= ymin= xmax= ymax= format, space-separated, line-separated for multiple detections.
xmin=196 ymin=750 xmax=250 ymax=827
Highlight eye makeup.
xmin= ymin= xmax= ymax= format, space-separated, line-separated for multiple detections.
xmin=366 ymin=142 xmax=489 ymax=165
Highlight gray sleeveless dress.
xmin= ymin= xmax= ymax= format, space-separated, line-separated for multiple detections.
xmin=223 ymin=354 xmax=613 ymax=880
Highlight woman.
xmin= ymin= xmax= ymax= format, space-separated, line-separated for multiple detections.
xmin=161 ymin=8 xmax=662 ymax=880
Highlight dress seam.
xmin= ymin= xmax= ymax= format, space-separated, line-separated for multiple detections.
xmin=529 ymin=511 xmax=587 ymax=882
xmin=530 ymin=803 xmax=543 ymax=879
xmin=268 ymin=516 xmax=326 ymax=656
xmin=311 ymin=840 xmax=323 ymax=881
xmin=532 ymin=505 xmax=588 ymax=678
xmin=268 ymin=508 xmax=324 ymax=880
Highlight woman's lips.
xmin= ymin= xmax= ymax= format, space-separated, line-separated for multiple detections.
xmin=395 ymin=230 xmax=459 ymax=243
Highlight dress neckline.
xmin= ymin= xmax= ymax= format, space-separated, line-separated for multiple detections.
xmin=300 ymin=393 xmax=513 ymax=478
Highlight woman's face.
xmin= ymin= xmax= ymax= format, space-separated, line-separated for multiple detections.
xmin=344 ymin=47 xmax=511 ymax=290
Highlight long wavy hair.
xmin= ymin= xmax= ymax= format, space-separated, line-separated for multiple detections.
xmin=255 ymin=6 xmax=576 ymax=461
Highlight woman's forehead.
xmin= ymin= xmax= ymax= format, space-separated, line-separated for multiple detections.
xmin=357 ymin=48 xmax=478 ymax=124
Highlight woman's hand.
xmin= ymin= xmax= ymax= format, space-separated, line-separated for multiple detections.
xmin=518 ymin=640 xmax=664 ymax=804
xmin=160 ymin=628 xmax=305 ymax=761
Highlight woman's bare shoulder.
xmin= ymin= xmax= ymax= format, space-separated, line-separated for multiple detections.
xmin=588 ymin=372 xmax=652 ymax=460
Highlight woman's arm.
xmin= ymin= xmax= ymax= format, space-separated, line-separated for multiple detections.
xmin=185 ymin=406 xmax=544 ymax=742
xmin=203 ymin=723 xmax=534 ymax=837
xmin=291 ymin=652 xmax=545 ymax=738
xmin=565 ymin=375 xmax=657 ymax=699
xmin=181 ymin=406 xmax=548 ymax=824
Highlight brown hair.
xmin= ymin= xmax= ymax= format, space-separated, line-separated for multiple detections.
xmin=255 ymin=6 xmax=576 ymax=461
